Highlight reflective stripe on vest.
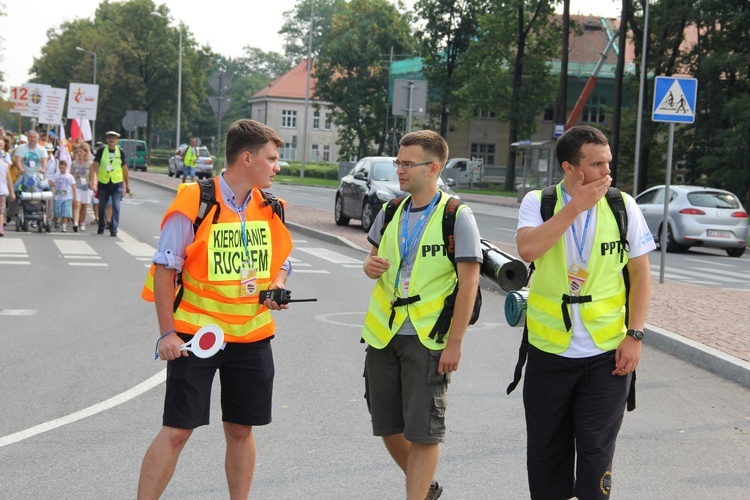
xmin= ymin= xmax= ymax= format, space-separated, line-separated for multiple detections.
xmin=141 ymin=178 xmax=293 ymax=343
xmin=362 ymin=192 xmax=457 ymax=350
xmin=527 ymin=184 xmax=628 ymax=354
xmin=98 ymin=147 xmax=123 ymax=184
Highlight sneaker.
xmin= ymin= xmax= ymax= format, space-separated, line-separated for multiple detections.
xmin=80 ymin=223 xmax=86 ymax=231
xmin=97 ymin=228 xmax=104 ymax=235
xmin=62 ymin=224 xmax=67 ymax=232
xmin=426 ymin=480 xmax=443 ymax=500
xmin=110 ymin=231 xmax=117 ymax=237
xmin=73 ymin=224 xmax=78 ymax=232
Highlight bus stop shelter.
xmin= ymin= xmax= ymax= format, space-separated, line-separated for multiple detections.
xmin=511 ymin=140 xmax=561 ymax=201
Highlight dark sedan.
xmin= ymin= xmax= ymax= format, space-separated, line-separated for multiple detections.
xmin=334 ymin=156 xmax=457 ymax=232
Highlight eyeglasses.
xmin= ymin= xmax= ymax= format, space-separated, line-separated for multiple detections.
xmin=392 ymin=160 xmax=433 ymax=169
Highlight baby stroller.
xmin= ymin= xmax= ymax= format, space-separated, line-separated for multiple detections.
xmin=15 ymin=173 xmax=52 ymax=233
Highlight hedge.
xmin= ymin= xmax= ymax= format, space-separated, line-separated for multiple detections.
xmin=279 ymin=162 xmax=338 ymax=180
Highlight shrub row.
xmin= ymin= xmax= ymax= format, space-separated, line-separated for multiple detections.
xmin=279 ymin=162 xmax=338 ymax=180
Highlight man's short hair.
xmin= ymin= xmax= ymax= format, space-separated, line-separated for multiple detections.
xmin=399 ymin=130 xmax=449 ymax=170
xmin=556 ymin=125 xmax=608 ymax=168
xmin=225 ymin=119 xmax=283 ymax=165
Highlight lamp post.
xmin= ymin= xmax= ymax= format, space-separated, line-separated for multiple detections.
xmin=152 ymin=11 xmax=182 ymax=150
xmin=75 ymin=46 xmax=97 ymax=144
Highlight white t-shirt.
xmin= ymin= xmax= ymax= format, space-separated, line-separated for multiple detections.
xmin=50 ymin=173 xmax=76 ymax=201
xmin=516 ymin=189 xmax=656 ymax=358
xmin=0 ymin=161 xmax=9 ymax=196
xmin=13 ymin=144 xmax=47 ymax=175
xmin=46 ymin=156 xmax=59 ymax=177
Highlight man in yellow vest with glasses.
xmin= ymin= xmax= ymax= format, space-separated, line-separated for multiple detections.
xmin=362 ymin=130 xmax=482 ymax=499
xmin=89 ymin=131 xmax=130 ymax=236
xmin=515 ymin=126 xmax=655 ymax=499
xmin=137 ymin=119 xmax=293 ymax=498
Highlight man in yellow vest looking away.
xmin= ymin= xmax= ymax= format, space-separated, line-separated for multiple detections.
xmin=179 ymin=136 xmax=198 ymax=183
xmin=89 ymin=131 xmax=130 ymax=236
xmin=515 ymin=125 xmax=655 ymax=499
xmin=137 ymin=119 xmax=293 ymax=499
xmin=362 ymin=130 xmax=482 ymax=499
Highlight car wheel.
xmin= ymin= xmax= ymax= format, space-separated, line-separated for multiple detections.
xmin=664 ymin=225 xmax=683 ymax=252
xmin=334 ymin=195 xmax=350 ymax=226
xmin=15 ymin=217 xmax=20 ymax=232
xmin=38 ymin=220 xmax=43 ymax=233
xmin=361 ymin=200 xmax=375 ymax=232
xmin=726 ymin=247 xmax=746 ymax=258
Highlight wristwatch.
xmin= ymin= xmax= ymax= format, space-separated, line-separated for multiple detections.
xmin=626 ymin=329 xmax=644 ymax=341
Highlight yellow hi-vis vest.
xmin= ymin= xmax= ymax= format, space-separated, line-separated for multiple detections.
xmin=142 ymin=178 xmax=293 ymax=343
xmin=362 ymin=192 xmax=459 ymax=350
xmin=98 ymin=147 xmax=124 ymax=184
xmin=527 ymin=184 xmax=629 ymax=354
xmin=184 ymin=146 xmax=198 ymax=167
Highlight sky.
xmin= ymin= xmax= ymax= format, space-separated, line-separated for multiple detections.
xmin=0 ymin=0 xmax=622 ymax=96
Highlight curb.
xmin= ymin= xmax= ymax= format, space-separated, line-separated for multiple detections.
xmin=129 ymin=175 xmax=750 ymax=389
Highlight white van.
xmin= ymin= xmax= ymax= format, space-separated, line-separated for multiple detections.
xmin=444 ymin=158 xmax=481 ymax=185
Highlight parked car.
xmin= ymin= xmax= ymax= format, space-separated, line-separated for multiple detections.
xmin=118 ymin=139 xmax=148 ymax=171
xmin=635 ymin=185 xmax=748 ymax=257
xmin=334 ymin=156 xmax=458 ymax=232
xmin=168 ymin=146 xmax=214 ymax=179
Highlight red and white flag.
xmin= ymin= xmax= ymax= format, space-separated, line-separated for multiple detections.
xmin=70 ymin=118 xmax=92 ymax=142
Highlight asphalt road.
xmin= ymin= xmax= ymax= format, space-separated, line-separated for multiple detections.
xmin=0 ymin=179 xmax=748 ymax=498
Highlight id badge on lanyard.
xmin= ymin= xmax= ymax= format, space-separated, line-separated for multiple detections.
xmin=240 ymin=260 xmax=258 ymax=297
xmin=107 ymin=152 xmax=115 ymax=171
xmin=567 ymin=263 xmax=589 ymax=296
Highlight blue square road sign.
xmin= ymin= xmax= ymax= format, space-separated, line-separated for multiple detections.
xmin=652 ymin=76 xmax=698 ymax=123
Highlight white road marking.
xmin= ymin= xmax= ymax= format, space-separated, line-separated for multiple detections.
xmin=293 ymin=270 xmax=330 ymax=274
xmin=116 ymin=229 xmax=157 ymax=258
xmin=0 ymin=260 xmax=30 ymax=265
xmin=0 ymin=309 xmax=38 ymax=316
xmin=684 ymin=257 xmax=734 ymax=267
xmin=649 ymin=265 xmax=743 ymax=282
xmin=68 ymin=262 xmax=108 ymax=267
xmin=54 ymin=239 xmax=97 ymax=255
xmin=0 ymin=238 xmax=27 ymax=254
xmin=296 ymin=247 xmax=362 ymax=264
xmin=0 ymin=370 xmax=166 ymax=448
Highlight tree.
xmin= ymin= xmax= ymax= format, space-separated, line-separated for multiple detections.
xmin=314 ymin=0 xmax=415 ymax=159
xmin=0 ymin=2 xmax=6 ymax=90
xmin=457 ymin=0 xmax=560 ymax=191
xmin=414 ymin=0 xmax=489 ymax=139
xmin=279 ymin=0 xmax=347 ymax=61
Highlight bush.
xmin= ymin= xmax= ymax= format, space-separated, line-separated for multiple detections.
xmin=279 ymin=162 xmax=338 ymax=180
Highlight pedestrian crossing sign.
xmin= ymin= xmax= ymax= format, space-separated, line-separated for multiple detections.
xmin=652 ymin=76 xmax=698 ymax=123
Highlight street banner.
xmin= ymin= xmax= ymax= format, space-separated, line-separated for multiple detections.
xmin=67 ymin=82 xmax=99 ymax=121
xmin=22 ymin=82 xmax=51 ymax=118
xmin=39 ymin=87 xmax=67 ymax=125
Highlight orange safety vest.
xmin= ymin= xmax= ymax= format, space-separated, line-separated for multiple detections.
xmin=142 ymin=178 xmax=293 ymax=343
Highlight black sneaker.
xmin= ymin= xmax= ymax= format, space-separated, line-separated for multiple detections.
xmin=426 ymin=480 xmax=443 ymax=500
xmin=97 ymin=228 xmax=104 ymax=235
xmin=110 ymin=232 xmax=117 ymax=237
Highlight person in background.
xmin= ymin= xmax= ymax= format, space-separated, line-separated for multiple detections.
xmin=0 ymin=146 xmax=15 ymax=236
xmin=48 ymin=159 xmax=76 ymax=233
xmin=89 ymin=131 xmax=129 ymax=237
xmin=45 ymin=143 xmax=59 ymax=227
xmin=13 ymin=130 xmax=47 ymax=177
xmin=178 ymin=137 xmax=199 ymax=183
xmin=71 ymin=145 xmax=93 ymax=231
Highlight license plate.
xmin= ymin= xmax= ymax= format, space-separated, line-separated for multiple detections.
xmin=707 ymin=230 xmax=731 ymax=238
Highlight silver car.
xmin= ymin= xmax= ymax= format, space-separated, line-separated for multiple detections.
xmin=168 ymin=146 xmax=214 ymax=179
xmin=635 ymin=185 xmax=748 ymax=257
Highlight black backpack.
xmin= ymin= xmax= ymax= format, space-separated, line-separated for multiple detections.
xmin=507 ymin=186 xmax=635 ymax=409
xmin=172 ymin=179 xmax=285 ymax=312
xmin=380 ymin=194 xmax=482 ymax=344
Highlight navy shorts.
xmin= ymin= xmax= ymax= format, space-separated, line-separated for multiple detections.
xmin=163 ymin=334 xmax=275 ymax=429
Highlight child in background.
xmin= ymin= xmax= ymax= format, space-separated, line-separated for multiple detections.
xmin=49 ymin=160 xmax=76 ymax=232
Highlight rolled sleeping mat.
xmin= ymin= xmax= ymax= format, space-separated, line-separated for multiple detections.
xmin=19 ymin=191 xmax=53 ymax=201
xmin=39 ymin=179 xmax=51 ymax=190
xmin=505 ymin=290 xmax=529 ymax=327
xmin=480 ymin=239 xmax=528 ymax=291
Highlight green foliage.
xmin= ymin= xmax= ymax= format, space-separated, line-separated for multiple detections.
xmin=278 ymin=162 xmax=339 ymax=180
xmin=314 ymin=0 xmax=416 ymax=160
xmin=279 ymin=0 xmax=347 ymax=61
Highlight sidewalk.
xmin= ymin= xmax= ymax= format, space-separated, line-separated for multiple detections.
xmin=129 ymin=171 xmax=750 ymax=388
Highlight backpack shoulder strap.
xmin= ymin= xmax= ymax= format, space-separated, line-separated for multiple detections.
xmin=193 ymin=178 xmax=220 ymax=234
xmin=442 ymin=196 xmax=463 ymax=266
xmin=258 ymin=189 xmax=285 ymax=224
xmin=540 ymin=184 xmax=557 ymax=222
xmin=605 ymin=187 xmax=629 ymax=251
xmin=379 ymin=197 xmax=405 ymax=237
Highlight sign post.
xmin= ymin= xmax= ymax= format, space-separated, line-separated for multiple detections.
xmin=652 ymin=76 xmax=698 ymax=283
xmin=208 ymin=71 xmax=232 ymax=168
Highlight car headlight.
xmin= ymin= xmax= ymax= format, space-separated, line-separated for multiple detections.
xmin=376 ymin=190 xmax=396 ymax=202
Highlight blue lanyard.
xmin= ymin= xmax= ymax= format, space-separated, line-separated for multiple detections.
xmin=393 ymin=193 xmax=441 ymax=293
xmin=238 ymin=194 xmax=252 ymax=264
xmin=561 ymin=187 xmax=592 ymax=262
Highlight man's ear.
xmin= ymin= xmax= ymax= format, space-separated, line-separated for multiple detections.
xmin=561 ymin=161 xmax=575 ymax=176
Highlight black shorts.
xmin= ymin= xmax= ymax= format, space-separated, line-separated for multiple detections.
xmin=163 ymin=335 xmax=274 ymax=429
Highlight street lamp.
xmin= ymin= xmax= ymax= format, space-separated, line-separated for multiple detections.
xmin=75 ymin=46 xmax=97 ymax=144
xmin=151 ymin=11 xmax=182 ymax=150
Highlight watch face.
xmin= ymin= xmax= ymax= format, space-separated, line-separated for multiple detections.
xmin=628 ymin=329 xmax=644 ymax=340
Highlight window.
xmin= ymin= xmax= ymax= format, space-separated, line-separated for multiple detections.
xmin=323 ymin=112 xmax=332 ymax=130
xmin=281 ymin=110 xmax=297 ymax=128
xmin=281 ymin=135 xmax=297 ymax=160
xmin=543 ymin=105 xmax=554 ymax=121
xmin=470 ymin=143 xmax=495 ymax=166
xmin=473 ymin=108 xmax=496 ymax=119
xmin=311 ymin=144 xmax=319 ymax=161
xmin=313 ymin=111 xmax=320 ymax=130
xmin=323 ymin=145 xmax=331 ymax=162
xmin=582 ymin=96 xmax=606 ymax=123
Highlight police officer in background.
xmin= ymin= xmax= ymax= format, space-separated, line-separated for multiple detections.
xmin=137 ymin=119 xmax=293 ymax=499
xmin=514 ymin=125 xmax=655 ymax=499
xmin=89 ymin=131 xmax=130 ymax=236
